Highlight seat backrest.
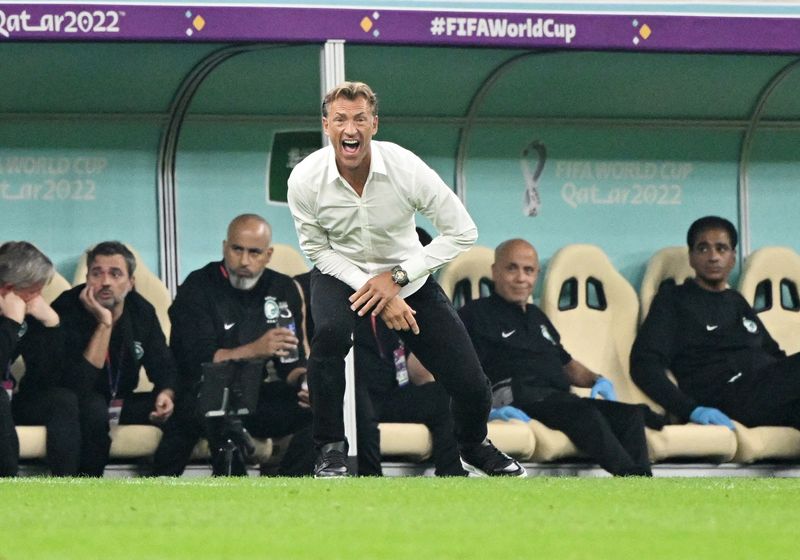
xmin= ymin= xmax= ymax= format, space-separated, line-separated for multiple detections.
xmin=268 ymin=243 xmax=309 ymax=277
xmin=639 ymin=246 xmax=694 ymax=324
xmin=73 ymin=244 xmax=171 ymax=338
xmin=539 ymin=244 xmax=649 ymax=404
xmin=738 ymin=246 xmax=800 ymax=355
xmin=437 ymin=245 xmax=494 ymax=308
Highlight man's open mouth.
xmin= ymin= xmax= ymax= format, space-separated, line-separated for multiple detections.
xmin=342 ymin=139 xmax=360 ymax=153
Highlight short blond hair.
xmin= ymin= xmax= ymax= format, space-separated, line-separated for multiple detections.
xmin=321 ymin=81 xmax=378 ymax=117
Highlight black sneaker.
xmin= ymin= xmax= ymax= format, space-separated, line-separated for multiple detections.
xmin=460 ymin=438 xmax=527 ymax=477
xmin=314 ymin=441 xmax=349 ymax=478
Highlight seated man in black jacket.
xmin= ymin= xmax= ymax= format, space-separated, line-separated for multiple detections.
xmin=631 ymin=215 xmax=800 ymax=431
xmin=153 ymin=214 xmax=314 ymax=476
xmin=0 ymin=241 xmax=63 ymax=476
xmin=53 ymin=241 xmax=177 ymax=476
xmin=459 ymin=238 xmax=653 ymax=476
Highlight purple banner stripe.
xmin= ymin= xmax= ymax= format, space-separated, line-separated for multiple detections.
xmin=0 ymin=4 xmax=798 ymax=53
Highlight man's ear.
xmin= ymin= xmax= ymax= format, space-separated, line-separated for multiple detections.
xmin=264 ymin=246 xmax=274 ymax=266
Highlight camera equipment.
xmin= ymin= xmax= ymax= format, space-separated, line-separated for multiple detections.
xmin=197 ymin=359 xmax=263 ymax=476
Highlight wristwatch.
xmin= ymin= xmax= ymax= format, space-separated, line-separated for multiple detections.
xmin=391 ymin=265 xmax=409 ymax=287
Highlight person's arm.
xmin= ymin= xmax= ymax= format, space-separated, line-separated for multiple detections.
xmin=140 ymin=300 xmax=177 ymax=396
xmin=79 ymin=285 xmax=113 ymax=369
xmin=52 ymin=288 xmax=107 ymax=394
xmin=287 ymin=177 xmax=371 ymax=291
xmin=272 ymin=279 xmax=307 ymax=382
xmin=407 ymin=352 xmax=435 ymax=386
xmin=630 ymin=288 xmax=697 ymax=421
xmin=402 ymin=162 xmax=478 ymax=282
xmin=562 ymin=359 xmax=600 ymax=388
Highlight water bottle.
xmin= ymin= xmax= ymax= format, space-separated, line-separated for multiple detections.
xmin=277 ymin=301 xmax=299 ymax=363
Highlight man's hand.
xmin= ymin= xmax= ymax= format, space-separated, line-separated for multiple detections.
xmin=349 ymin=271 xmax=400 ymax=317
xmin=0 ymin=291 xmax=26 ymax=324
xmin=690 ymin=406 xmax=735 ymax=430
xmin=251 ymin=327 xmax=298 ymax=359
xmin=489 ymin=405 xmax=531 ymax=422
xmin=149 ymin=389 xmax=175 ymax=424
xmin=286 ymin=368 xmax=311 ymax=408
xmin=79 ymin=285 xmax=112 ymax=327
xmin=379 ymin=296 xmax=419 ymax=335
xmin=590 ymin=376 xmax=617 ymax=401
xmin=25 ymin=296 xmax=59 ymax=327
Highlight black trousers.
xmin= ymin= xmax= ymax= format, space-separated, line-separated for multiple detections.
xmin=309 ymin=269 xmax=491 ymax=449
xmin=518 ymin=393 xmax=652 ymax=476
xmin=0 ymin=390 xmax=18 ymax=477
xmin=152 ymin=381 xmax=314 ymax=477
xmin=720 ymin=353 xmax=800 ymax=428
xmin=356 ymin=380 xmax=465 ymax=477
xmin=13 ymin=387 xmax=81 ymax=476
xmin=14 ymin=388 xmax=156 ymax=477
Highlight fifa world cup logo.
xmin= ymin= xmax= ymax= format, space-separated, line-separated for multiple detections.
xmin=520 ymin=140 xmax=547 ymax=217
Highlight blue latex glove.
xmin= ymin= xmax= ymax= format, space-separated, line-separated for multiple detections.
xmin=489 ymin=405 xmax=531 ymax=422
xmin=690 ymin=406 xmax=735 ymax=430
xmin=590 ymin=377 xmax=617 ymax=401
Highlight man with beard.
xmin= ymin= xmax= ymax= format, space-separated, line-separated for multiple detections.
xmin=53 ymin=241 xmax=176 ymax=476
xmin=152 ymin=214 xmax=314 ymax=476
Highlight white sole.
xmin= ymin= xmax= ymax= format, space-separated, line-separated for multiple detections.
xmin=460 ymin=458 xmax=527 ymax=478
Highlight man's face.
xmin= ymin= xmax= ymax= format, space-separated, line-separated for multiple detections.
xmin=689 ymin=227 xmax=736 ymax=291
xmin=223 ymin=221 xmax=273 ymax=290
xmin=0 ymin=282 xmax=44 ymax=303
xmin=86 ymin=254 xmax=133 ymax=310
xmin=492 ymin=242 xmax=539 ymax=308
xmin=322 ymin=95 xmax=378 ymax=176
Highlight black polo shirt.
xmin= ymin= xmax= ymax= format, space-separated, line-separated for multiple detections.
xmin=459 ymin=294 xmax=572 ymax=402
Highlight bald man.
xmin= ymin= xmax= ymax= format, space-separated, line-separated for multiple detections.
xmin=152 ymin=214 xmax=314 ymax=476
xmin=458 ymin=239 xmax=655 ymax=476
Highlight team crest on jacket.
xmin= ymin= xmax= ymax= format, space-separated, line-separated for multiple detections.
xmin=540 ymin=324 xmax=556 ymax=345
xmin=742 ymin=317 xmax=758 ymax=333
xmin=264 ymin=297 xmax=280 ymax=321
xmin=133 ymin=341 xmax=144 ymax=361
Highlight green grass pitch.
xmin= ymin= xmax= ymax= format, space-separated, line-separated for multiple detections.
xmin=3 ymin=477 xmax=798 ymax=559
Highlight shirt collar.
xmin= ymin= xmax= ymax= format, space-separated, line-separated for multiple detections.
xmin=323 ymin=141 xmax=387 ymax=186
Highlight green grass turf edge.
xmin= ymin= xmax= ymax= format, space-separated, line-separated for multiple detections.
xmin=3 ymin=477 xmax=799 ymax=560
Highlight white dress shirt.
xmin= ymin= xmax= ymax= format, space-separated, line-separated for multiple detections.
xmin=287 ymin=140 xmax=478 ymax=297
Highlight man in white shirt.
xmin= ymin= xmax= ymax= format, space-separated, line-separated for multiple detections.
xmin=288 ymin=81 xmax=525 ymax=477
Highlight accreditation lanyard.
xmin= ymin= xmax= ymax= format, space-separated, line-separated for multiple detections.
xmin=371 ymin=315 xmax=408 ymax=386
xmin=105 ymin=344 xmax=125 ymax=425
xmin=2 ymin=361 xmax=13 ymax=401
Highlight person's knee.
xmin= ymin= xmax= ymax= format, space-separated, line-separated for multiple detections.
xmin=79 ymin=394 xmax=110 ymax=435
xmin=47 ymin=388 xmax=80 ymax=421
xmin=310 ymin=321 xmax=352 ymax=357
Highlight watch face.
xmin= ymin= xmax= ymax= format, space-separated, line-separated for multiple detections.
xmin=393 ymin=268 xmax=408 ymax=285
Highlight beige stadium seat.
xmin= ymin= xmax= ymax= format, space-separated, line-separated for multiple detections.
xmin=379 ymin=423 xmax=433 ymax=462
xmin=540 ymin=244 xmax=736 ymax=464
xmin=733 ymin=246 xmax=800 ymax=462
xmin=738 ymin=246 xmax=800 ymax=355
xmin=639 ymin=246 xmax=694 ymax=323
xmin=268 ymin=243 xmax=309 ymax=277
xmin=487 ymin=420 xmax=536 ymax=460
xmin=437 ymin=245 xmax=494 ymax=308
